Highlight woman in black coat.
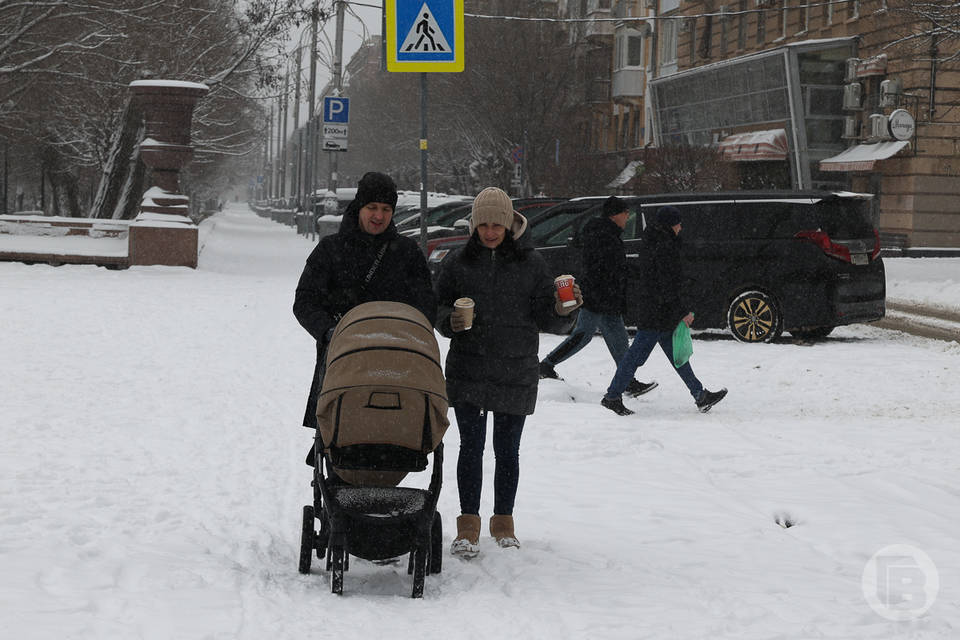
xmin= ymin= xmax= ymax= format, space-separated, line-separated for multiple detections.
xmin=293 ymin=172 xmax=436 ymax=440
xmin=435 ymin=187 xmax=579 ymax=557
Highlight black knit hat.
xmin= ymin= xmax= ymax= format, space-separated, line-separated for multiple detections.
xmin=656 ymin=206 xmax=682 ymax=227
xmin=355 ymin=172 xmax=398 ymax=209
xmin=602 ymin=195 xmax=627 ymax=218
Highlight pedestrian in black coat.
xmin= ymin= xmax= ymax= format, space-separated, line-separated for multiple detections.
xmin=601 ymin=206 xmax=727 ymax=416
xmin=435 ymin=187 xmax=580 ymax=557
xmin=539 ymin=196 xmax=656 ymax=398
xmin=293 ymin=172 xmax=437 ymax=437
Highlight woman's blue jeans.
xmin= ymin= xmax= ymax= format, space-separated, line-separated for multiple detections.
xmin=605 ymin=329 xmax=703 ymax=401
xmin=454 ymin=405 xmax=525 ymax=516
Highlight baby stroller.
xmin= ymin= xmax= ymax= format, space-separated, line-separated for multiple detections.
xmin=298 ymin=301 xmax=450 ymax=598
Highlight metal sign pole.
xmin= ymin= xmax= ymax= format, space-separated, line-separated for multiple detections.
xmin=419 ymin=72 xmax=428 ymax=254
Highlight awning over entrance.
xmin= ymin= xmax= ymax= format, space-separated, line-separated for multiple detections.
xmin=718 ymin=129 xmax=788 ymax=161
xmin=818 ymin=140 xmax=909 ymax=172
xmin=606 ymin=160 xmax=643 ymax=189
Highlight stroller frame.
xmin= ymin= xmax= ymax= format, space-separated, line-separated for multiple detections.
xmin=298 ymin=439 xmax=444 ymax=598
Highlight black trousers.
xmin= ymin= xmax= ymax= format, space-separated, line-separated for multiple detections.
xmin=454 ymin=404 xmax=526 ymax=516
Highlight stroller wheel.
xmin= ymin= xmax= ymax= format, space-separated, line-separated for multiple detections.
xmin=411 ymin=547 xmax=426 ymax=598
xmin=298 ymin=505 xmax=315 ymax=574
xmin=330 ymin=546 xmax=345 ymax=595
xmin=428 ymin=512 xmax=442 ymax=575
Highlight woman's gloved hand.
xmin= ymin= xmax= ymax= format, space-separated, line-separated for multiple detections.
xmin=554 ymin=283 xmax=583 ymax=316
xmin=450 ymin=307 xmax=470 ymax=332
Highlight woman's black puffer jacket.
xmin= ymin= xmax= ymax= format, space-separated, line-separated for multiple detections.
xmin=435 ymin=233 xmax=574 ymax=415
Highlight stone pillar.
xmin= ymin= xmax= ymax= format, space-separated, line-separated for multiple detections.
xmin=128 ymin=80 xmax=209 ymax=268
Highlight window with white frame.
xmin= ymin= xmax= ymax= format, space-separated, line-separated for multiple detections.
xmin=780 ymin=0 xmax=788 ymax=39
xmin=737 ymin=0 xmax=747 ymax=50
xmin=615 ymin=28 xmax=645 ymax=70
xmin=660 ymin=18 xmax=679 ymax=69
xmin=798 ymin=0 xmax=809 ymax=33
xmin=826 ymin=0 xmax=833 ymax=25
xmin=720 ymin=6 xmax=728 ymax=56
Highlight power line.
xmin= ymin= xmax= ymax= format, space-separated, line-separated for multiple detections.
xmin=464 ymin=1 xmax=867 ymax=23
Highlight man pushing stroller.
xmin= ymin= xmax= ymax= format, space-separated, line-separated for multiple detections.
xmin=293 ymin=172 xmax=437 ymax=466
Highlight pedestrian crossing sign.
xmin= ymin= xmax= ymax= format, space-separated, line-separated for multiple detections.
xmin=385 ymin=0 xmax=464 ymax=72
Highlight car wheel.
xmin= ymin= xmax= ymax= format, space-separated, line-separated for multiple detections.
xmin=727 ymin=290 xmax=782 ymax=343
xmin=789 ymin=326 xmax=834 ymax=340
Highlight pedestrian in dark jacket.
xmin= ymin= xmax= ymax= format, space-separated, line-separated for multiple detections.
xmin=601 ymin=206 xmax=727 ymax=416
xmin=293 ymin=172 xmax=437 ymax=459
xmin=435 ymin=187 xmax=580 ymax=557
xmin=539 ymin=196 xmax=656 ymax=397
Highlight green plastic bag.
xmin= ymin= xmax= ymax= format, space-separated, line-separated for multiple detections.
xmin=672 ymin=321 xmax=693 ymax=368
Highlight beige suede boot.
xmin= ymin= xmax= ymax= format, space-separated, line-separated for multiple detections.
xmin=451 ymin=514 xmax=481 ymax=558
xmin=489 ymin=514 xmax=520 ymax=548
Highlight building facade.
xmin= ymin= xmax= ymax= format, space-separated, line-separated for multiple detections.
xmin=645 ymin=0 xmax=960 ymax=247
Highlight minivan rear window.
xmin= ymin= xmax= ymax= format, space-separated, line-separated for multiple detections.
xmin=808 ymin=199 xmax=874 ymax=238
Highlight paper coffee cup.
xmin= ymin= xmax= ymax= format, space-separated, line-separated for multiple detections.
xmin=454 ymin=297 xmax=474 ymax=330
xmin=555 ymin=275 xmax=577 ymax=307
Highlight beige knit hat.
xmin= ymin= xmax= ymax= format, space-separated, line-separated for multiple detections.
xmin=469 ymin=187 xmax=527 ymax=238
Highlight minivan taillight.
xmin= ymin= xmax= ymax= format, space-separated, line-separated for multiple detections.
xmin=796 ymin=228 xmax=882 ymax=263
xmin=795 ymin=230 xmax=852 ymax=262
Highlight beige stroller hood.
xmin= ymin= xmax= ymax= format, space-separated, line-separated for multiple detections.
xmin=316 ymin=301 xmax=449 ymax=486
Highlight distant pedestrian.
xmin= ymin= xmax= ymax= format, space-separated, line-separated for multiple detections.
xmin=294 ymin=172 xmax=437 ymax=465
xmin=435 ymin=187 xmax=580 ymax=557
xmin=601 ymin=206 xmax=727 ymax=416
xmin=539 ymin=196 xmax=657 ymax=398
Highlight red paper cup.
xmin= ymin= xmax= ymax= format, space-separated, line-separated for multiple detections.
xmin=555 ymin=275 xmax=576 ymax=307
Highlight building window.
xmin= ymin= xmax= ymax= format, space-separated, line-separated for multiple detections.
xmin=737 ymin=0 xmax=747 ymax=50
xmin=615 ymin=29 xmax=645 ymax=70
xmin=689 ymin=18 xmax=698 ymax=65
xmin=720 ymin=6 xmax=729 ymax=56
xmin=699 ymin=15 xmax=712 ymax=59
xmin=780 ymin=0 xmax=788 ymax=39
xmin=661 ymin=18 xmax=679 ymax=69
xmin=799 ymin=0 xmax=809 ymax=32
xmin=757 ymin=1 xmax=766 ymax=43
xmin=850 ymin=0 xmax=860 ymax=19
xmin=826 ymin=0 xmax=833 ymax=26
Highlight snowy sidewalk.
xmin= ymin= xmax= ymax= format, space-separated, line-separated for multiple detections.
xmin=2 ymin=205 xmax=959 ymax=639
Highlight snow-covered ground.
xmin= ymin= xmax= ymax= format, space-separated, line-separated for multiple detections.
xmin=2 ymin=205 xmax=958 ymax=639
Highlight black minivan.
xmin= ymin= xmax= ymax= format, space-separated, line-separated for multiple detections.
xmin=537 ymin=191 xmax=886 ymax=342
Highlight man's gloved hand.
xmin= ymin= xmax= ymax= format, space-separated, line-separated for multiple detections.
xmin=450 ymin=307 xmax=469 ymax=332
xmin=555 ymin=283 xmax=583 ymax=316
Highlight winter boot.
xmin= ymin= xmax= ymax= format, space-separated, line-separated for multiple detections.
xmin=601 ymin=396 xmax=635 ymax=416
xmin=696 ymin=388 xmax=728 ymax=413
xmin=538 ymin=361 xmax=561 ymax=380
xmin=625 ymin=379 xmax=658 ymax=397
xmin=489 ymin=515 xmax=520 ymax=548
xmin=451 ymin=514 xmax=481 ymax=558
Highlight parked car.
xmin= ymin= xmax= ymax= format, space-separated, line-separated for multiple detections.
xmin=395 ymin=199 xmax=474 ymax=234
xmin=425 ymin=197 xmax=569 ymax=269
xmin=535 ymin=190 xmax=885 ymax=342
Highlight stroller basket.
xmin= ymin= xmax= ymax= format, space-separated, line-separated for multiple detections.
xmin=333 ymin=486 xmax=429 ymax=517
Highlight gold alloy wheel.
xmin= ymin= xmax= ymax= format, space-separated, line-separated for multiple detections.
xmin=728 ymin=291 xmax=780 ymax=343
